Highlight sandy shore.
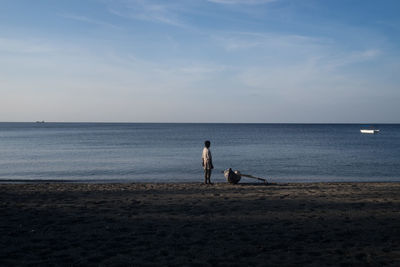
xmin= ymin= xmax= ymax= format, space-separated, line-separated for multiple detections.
xmin=0 ymin=182 xmax=399 ymax=266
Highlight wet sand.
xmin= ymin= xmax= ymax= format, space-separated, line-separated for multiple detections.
xmin=0 ymin=182 xmax=399 ymax=266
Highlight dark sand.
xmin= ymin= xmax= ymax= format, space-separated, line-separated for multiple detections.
xmin=0 ymin=182 xmax=399 ymax=266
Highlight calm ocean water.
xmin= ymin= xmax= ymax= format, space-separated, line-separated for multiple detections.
xmin=0 ymin=123 xmax=399 ymax=183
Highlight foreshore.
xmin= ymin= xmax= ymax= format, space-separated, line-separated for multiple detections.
xmin=1 ymin=182 xmax=399 ymax=266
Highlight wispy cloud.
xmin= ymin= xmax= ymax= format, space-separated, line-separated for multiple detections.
xmin=214 ymin=31 xmax=325 ymax=52
xmin=207 ymin=0 xmax=276 ymax=4
xmin=322 ymin=49 xmax=382 ymax=71
xmin=0 ymin=38 xmax=56 ymax=54
xmin=60 ymin=14 xmax=121 ymax=29
xmin=213 ymin=31 xmax=381 ymax=69
xmin=107 ymin=0 xmax=187 ymax=28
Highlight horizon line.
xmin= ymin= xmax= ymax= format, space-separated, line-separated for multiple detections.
xmin=1 ymin=121 xmax=399 ymax=125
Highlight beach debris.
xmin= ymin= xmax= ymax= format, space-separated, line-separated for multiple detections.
xmin=224 ymin=168 xmax=267 ymax=184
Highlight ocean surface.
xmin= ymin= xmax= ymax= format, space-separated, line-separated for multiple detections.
xmin=0 ymin=123 xmax=399 ymax=183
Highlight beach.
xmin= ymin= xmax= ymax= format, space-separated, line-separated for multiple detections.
xmin=0 ymin=182 xmax=399 ymax=266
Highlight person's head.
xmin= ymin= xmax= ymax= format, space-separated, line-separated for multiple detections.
xmin=204 ymin=140 xmax=211 ymax=148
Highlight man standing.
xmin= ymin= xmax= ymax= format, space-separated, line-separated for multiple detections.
xmin=202 ymin=140 xmax=214 ymax=184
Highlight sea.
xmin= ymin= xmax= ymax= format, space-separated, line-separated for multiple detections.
xmin=0 ymin=123 xmax=399 ymax=183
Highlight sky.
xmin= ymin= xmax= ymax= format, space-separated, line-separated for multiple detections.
xmin=1 ymin=0 xmax=399 ymax=123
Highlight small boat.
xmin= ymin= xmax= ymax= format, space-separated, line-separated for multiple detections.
xmin=224 ymin=168 xmax=267 ymax=184
xmin=224 ymin=168 xmax=241 ymax=184
xmin=360 ymin=126 xmax=379 ymax=134
xmin=360 ymin=129 xmax=379 ymax=134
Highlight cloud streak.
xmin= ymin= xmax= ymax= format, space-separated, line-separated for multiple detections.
xmin=214 ymin=31 xmax=325 ymax=52
xmin=0 ymin=38 xmax=56 ymax=54
xmin=107 ymin=0 xmax=187 ymax=28
xmin=207 ymin=0 xmax=276 ymax=4
xmin=60 ymin=14 xmax=121 ymax=29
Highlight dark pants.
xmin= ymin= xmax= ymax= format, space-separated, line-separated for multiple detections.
xmin=204 ymin=169 xmax=212 ymax=184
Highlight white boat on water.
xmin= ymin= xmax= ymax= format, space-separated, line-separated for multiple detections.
xmin=360 ymin=129 xmax=380 ymax=134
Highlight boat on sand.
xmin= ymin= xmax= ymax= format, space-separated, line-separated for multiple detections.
xmin=224 ymin=168 xmax=267 ymax=184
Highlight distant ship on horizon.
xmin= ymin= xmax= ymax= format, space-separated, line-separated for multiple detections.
xmin=35 ymin=121 xmax=45 ymax=123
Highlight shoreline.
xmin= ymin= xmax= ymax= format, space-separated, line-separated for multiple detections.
xmin=1 ymin=179 xmax=400 ymax=184
xmin=1 ymin=182 xmax=399 ymax=266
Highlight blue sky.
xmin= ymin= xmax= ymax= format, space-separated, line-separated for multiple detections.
xmin=1 ymin=0 xmax=399 ymax=122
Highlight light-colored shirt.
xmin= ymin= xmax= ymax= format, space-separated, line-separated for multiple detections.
xmin=202 ymin=147 xmax=212 ymax=170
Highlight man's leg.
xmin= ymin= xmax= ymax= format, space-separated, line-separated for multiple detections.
xmin=207 ymin=169 xmax=212 ymax=184
xmin=204 ymin=169 xmax=208 ymax=184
